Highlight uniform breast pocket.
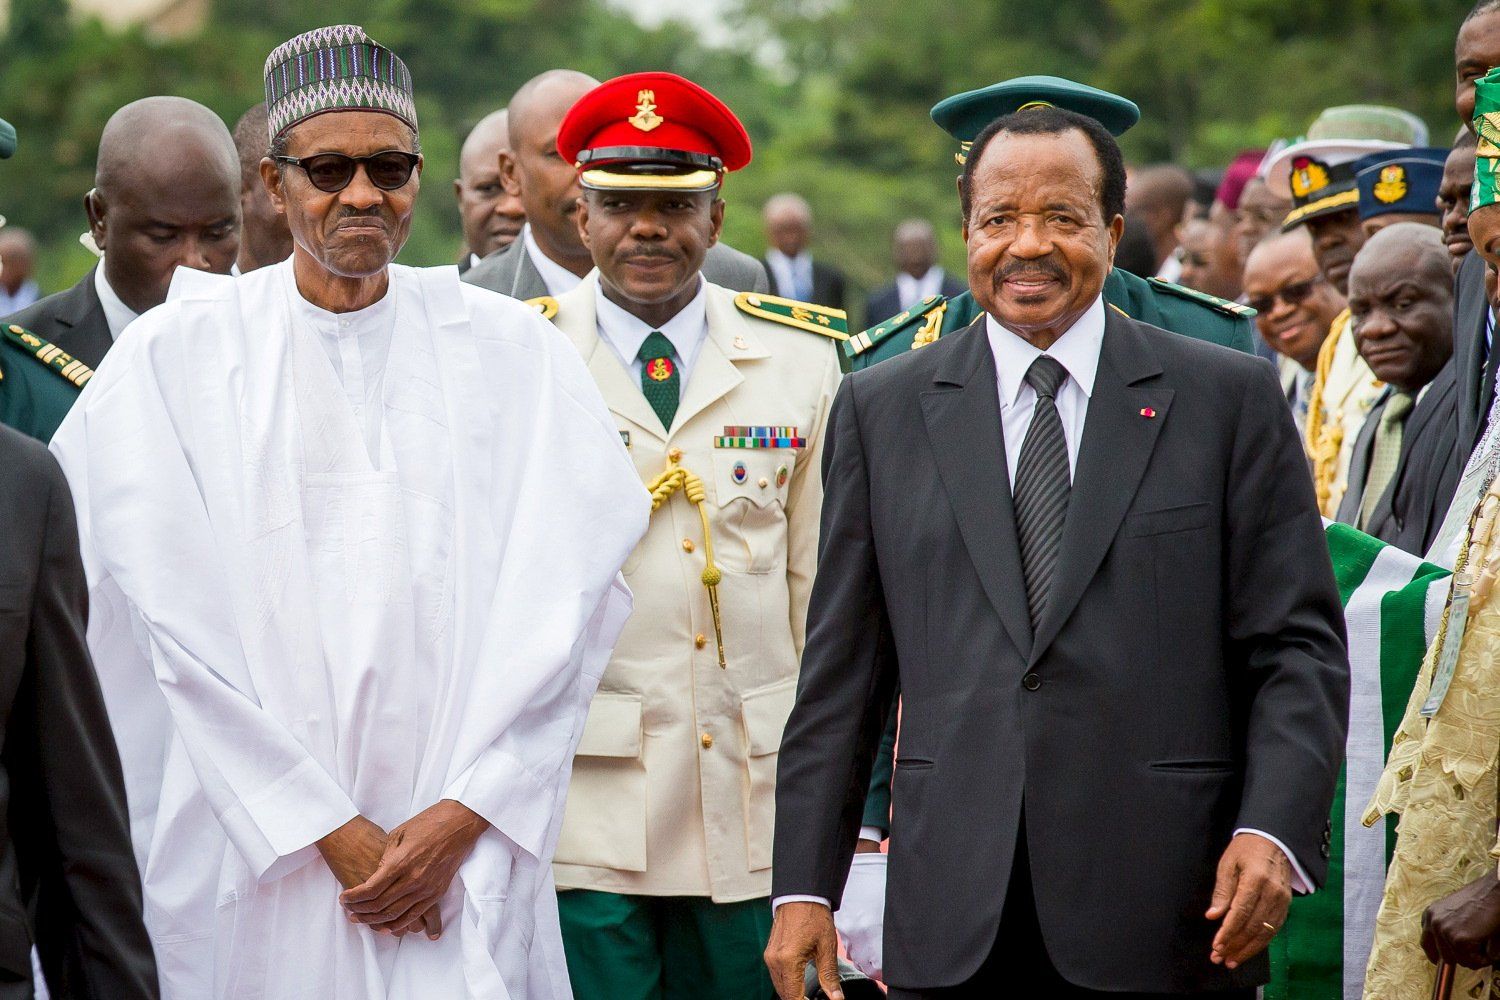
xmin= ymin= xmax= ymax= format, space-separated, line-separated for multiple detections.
xmin=710 ymin=450 xmax=795 ymax=575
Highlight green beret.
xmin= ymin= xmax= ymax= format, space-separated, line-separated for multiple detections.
xmin=0 ymin=118 xmax=14 ymax=160
xmin=931 ymin=75 xmax=1140 ymax=146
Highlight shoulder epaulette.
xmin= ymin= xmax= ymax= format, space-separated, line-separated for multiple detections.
xmin=734 ymin=292 xmax=848 ymax=341
xmin=3 ymin=324 xmax=93 ymax=388
xmin=525 ymin=295 xmax=559 ymax=321
xmin=844 ymin=295 xmax=948 ymax=359
xmin=1146 ymin=277 xmax=1256 ymax=318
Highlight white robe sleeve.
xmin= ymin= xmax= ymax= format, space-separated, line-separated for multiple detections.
xmin=62 ymin=325 xmax=358 ymax=881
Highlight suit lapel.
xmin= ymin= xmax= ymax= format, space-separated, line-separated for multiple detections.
xmin=515 ymin=244 xmax=548 ymax=300
xmin=920 ymin=317 xmax=1033 ymax=659
xmin=672 ymin=286 xmax=758 ymax=434
xmin=1029 ymin=311 xmax=1172 ymax=665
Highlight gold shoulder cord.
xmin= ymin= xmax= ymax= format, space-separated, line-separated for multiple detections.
xmin=910 ymin=301 xmax=948 ymax=349
xmin=646 ymin=459 xmax=728 ymax=670
xmin=1305 ymin=313 xmax=1347 ymax=513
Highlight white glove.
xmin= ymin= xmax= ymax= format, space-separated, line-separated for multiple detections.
xmin=834 ymin=851 xmax=887 ymax=982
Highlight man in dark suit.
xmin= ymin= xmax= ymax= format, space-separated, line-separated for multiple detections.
xmin=763 ymin=193 xmax=847 ymax=312
xmin=0 ymin=421 xmax=159 ymax=997
xmin=1335 ymin=225 xmax=1459 ymax=554
xmin=3 ymin=97 xmax=240 ymax=367
xmin=464 ymin=70 xmax=767 ymax=301
xmin=864 ymin=219 xmax=965 ymax=329
xmin=766 ymin=107 xmax=1348 ymax=999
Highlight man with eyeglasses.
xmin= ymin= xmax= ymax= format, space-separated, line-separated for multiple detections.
xmin=3 ymin=96 xmax=241 ymax=368
xmin=1242 ymin=229 xmax=1349 ymax=436
xmin=49 ymin=24 xmax=647 ymax=1000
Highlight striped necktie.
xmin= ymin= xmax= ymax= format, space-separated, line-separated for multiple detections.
xmin=1014 ymin=355 xmax=1072 ymax=627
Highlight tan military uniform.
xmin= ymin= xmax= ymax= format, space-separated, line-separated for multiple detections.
xmin=1307 ymin=309 xmax=1384 ymax=517
xmin=547 ymin=272 xmax=842 ymax=902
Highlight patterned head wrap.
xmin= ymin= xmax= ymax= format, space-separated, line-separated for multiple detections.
xmin=1473 ymin=68 xmax=1500 ymax=215
xmin=263 ymin=25 xmax=416 ymax=141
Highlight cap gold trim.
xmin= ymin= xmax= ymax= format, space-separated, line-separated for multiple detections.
xmin=579 ymin=168 xmax=721 ymax=192
xmin=1281 ymin=189 xmax=1359 ymax=230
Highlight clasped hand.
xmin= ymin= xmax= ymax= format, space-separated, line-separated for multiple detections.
xmin=316 ymin=800 xmax=490 ymax=940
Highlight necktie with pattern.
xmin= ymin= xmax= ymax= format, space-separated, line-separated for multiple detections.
xmin=1014 ymin=355 xmax=1072 ymax=627
xmin=1359 ymin=390 xmax=1415 ymax=530
xmin=638 ymin=331 xmax=680 ymax=431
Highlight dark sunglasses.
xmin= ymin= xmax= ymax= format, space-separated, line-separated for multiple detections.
xmin=274 ymin=150 xmax=420 ymax=193
xmin=1246 ymin=274 xmax=1325 ymax=315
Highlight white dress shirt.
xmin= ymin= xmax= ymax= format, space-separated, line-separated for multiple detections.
xmin=0 ymin=279 xmax=39 ymax=314
xmin=523 ymin=224 xmax=583 ymax=298
xmin=775 ymin=292 xmax=1310 ymax=913
xmin=896 ymin=267 xmax=947 ymax=312
xmin=765 ymin=247 xmax=813 ymax=301
xmin=94 ymin=263 xmax=141 ymax=342
xmin=287 ymin=268 xmax=396 ymax=464
xmin=594 ymin=276 xmax=708 ymax=390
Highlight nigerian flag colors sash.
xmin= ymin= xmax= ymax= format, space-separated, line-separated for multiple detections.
xmin=1265 ymin=522 xmax=1450 ymax=999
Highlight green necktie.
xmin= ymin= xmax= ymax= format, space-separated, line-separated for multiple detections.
xmin=1359 ymin=390 xmax=1416 ymax=530
xmin=638 ymin=331 xmax=680 ymax=430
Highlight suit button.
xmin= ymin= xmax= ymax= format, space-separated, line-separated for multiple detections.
xmin=701 ymin=733 xmax=714 ymax=749
xmin=1022 ymin=673 xmax=1042 ymax=691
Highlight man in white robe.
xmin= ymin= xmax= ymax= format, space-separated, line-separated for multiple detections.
xmin=49 ymin=24 xmax=647 ymax=1000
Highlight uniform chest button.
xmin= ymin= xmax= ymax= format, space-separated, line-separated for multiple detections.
xmin=668 ymin=448 xmax=683 ymax=462
xmin=700 ymin=733 xmax=714 ymax=749
xmin=682 ymin=538 xmax=695 ymax=552
xmin=694 ymin=634 xmax=707 ymax=649
xmin=1021 ymin=673 xmax=1042 ymax=691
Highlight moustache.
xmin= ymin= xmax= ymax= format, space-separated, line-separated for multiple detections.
xmin=995 ymin=260 xmax=1067 ymax=284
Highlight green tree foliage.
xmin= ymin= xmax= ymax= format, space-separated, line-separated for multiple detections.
xmin=0 ymin=0 xmax=1478 ymax=323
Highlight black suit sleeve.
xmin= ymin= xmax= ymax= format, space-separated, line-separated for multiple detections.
xmin=1224 ymin=359 xmax=1349 ymax=885
xmin=772 ymin=377 xmax=900 ymax=902
xmin=12 ymin=454 xmax=158 ymax=998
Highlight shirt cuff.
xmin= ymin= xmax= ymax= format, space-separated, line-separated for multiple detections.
xmin=858 ymin=826 xmax=885 ymax=843
xmin=1236 ymin=827 xmax=1312 ymax=894
xmin=773 ymin=895 xmax=832 ymax=912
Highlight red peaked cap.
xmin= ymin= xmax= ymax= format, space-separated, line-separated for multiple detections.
xmin=557 ymin=72 xmax=753 ymax=181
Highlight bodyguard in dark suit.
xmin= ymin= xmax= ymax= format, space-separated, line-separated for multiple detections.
xmin=864 ymin=220 xmax=966 ymax=329
xmin=762 ymin=193 xmax=847 ymax=312
xmin=2 ymin=97 xmax=240 ymax=368
xmin=0 ymin=424 xmax=158 ymax=997
xmin=766 ymin=108 xmax=1348 ymax=999
xmin=1335 ymin=225 xmax=1459 ymax=553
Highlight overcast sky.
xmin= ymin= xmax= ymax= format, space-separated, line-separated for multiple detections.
xmin=608 ymin=0 xmax=736 ymax=46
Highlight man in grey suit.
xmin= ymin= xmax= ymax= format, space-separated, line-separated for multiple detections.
xmin=765 ymin=107 xmax=1348 ymax=998
xmin=464 ymin=70 xmax=767 ymax=301
xmin=1335 ymin=224 xmax=1458 ymax=554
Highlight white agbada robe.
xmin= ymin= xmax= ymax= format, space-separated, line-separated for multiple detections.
xmin=50 ymin=260 xmax=648 ymax=999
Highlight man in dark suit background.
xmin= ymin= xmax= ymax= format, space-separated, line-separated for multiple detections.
xmin=763 ymin=192 xmax=847 ymax=312
xmin=766 ymin=107 xmax=1348 ymax=999
xmin=1335 ymin=224 xmax=1459 ymax=554
xmin=864 ymin=219 xmax=966 ymax=327
xmin=0 ymin=420 xmax=159 ymax=998
xmin=3 ymin=97 xmax=240 ymax=369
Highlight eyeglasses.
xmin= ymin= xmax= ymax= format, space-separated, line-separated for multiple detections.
xmin=1246 ymin=274 xmax=1325 ymax=315
xmin=274 ymin=150 xmax=421 ymax=193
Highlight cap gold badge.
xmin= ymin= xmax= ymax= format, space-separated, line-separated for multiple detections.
xmin=1290 ymin=158 xmax=1330 ymax=199
xmin=1373 ymin=165 xmax=1407 ymax=204
xmin=630 ymin=89 xmax=663 ymax=132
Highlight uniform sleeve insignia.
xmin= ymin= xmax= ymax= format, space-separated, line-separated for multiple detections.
xmin=844 ymin=295 xmax=948 ymax=358
xmin=734 ymin=292 xmax=849 ymax=340
xmin=1145 ymin=278 xmax=1256 ymax=318
xmin=524 ymin=295 xmax=559 ymax=320
xmin=4 ymin=324 xmax=93 ymax=388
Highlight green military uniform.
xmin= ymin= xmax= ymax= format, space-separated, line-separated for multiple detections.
xmin=855 ymin=76 xmax=1256 ymax=837
xmin=0 ymin=119 xmax=88 ymax=439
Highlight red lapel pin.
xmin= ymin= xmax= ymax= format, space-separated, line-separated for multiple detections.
xmin=1139 ymin=407 xmax=1157 ymax=418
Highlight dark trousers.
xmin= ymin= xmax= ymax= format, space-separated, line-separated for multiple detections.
xmin=887 ymin=832 xmax=1255 ymax=1000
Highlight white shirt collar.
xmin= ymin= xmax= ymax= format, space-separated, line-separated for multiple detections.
xmin=985 ymin=294 xmax=1105 ymax=407
xmin=594 ymin=276 xmax=709 ymax=377
xmin=896 ymin=267 xmax=945 ymax=309
xmin=94 ymin=262 xmax=141 ymax=342
xmin=522 ymin=224 xmax=583 ymax=297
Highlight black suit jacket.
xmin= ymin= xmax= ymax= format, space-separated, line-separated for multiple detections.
xmin=2 ymin=269 xmax=114 ymax=370
xmin=1454 ymin=249 xmax=1492 ymax=458
xmin=773 ymin=311 xmax=1349 ymax=993
xmin=764 ymin=256 xmax=847 ymax=313
xmin=864 ymin=271 xmax=968 ymax=330
xmin=0 ymin=426 xmax=157 ymax=997
xmin=1336 ymin=367 xmax=1461 ymax=555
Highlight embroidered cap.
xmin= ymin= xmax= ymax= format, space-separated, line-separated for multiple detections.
xmin=1473 ymin=68 xmax=1500 ymax=216
xmin=263 ymin=25 xmax=416 ymax=141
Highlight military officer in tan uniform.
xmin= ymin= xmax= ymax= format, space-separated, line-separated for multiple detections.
xmin=539 ymin=72 xmax=843 ymax=999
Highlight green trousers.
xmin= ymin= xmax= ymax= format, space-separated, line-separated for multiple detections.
xmin=557 ymin=889 xmax=774 ymax=1000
